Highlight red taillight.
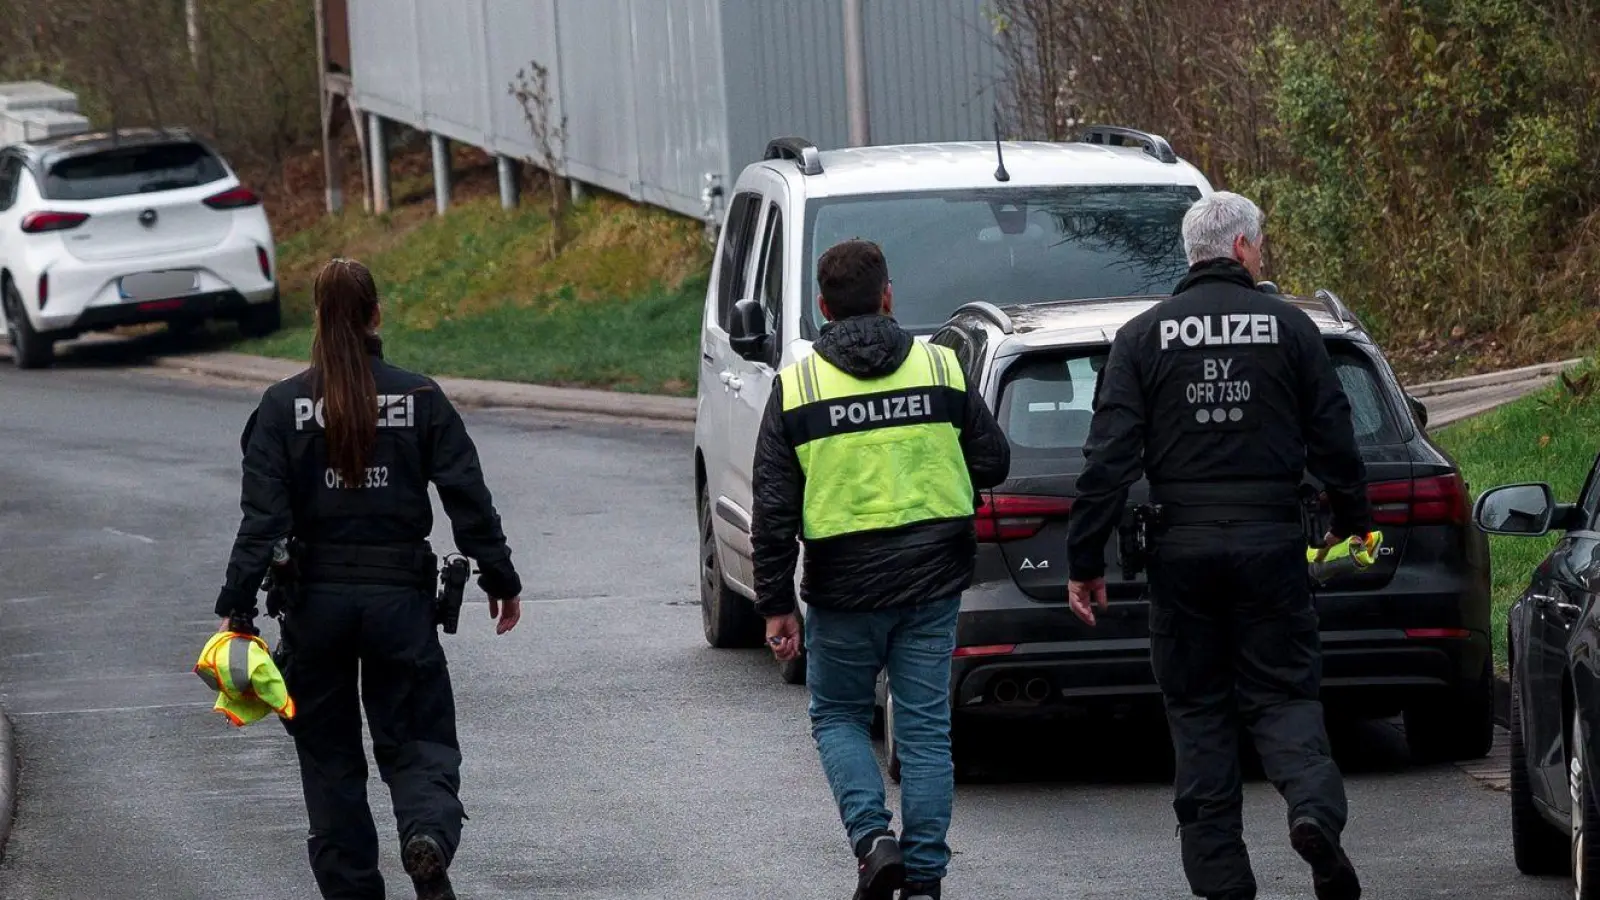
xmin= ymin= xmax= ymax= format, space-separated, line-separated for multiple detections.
xmin=1367 ymin=474 xmax=1468 ymax=526
xmin=20 ymin=211 xmax=89 ymax=233
xmin=37 ymin=273 xmax=47 ymax=309
xmin=975 ymin=494 xmax=1074 ymax=542
xmin=1405 ymin=628 xmax=1471 ymax=640
xmin=256 ymin=246 xmax=272 ymax=281
xmin=203 ymin=186 xmax=261 ymax=209
xmin=953 ymin=644 xmax=1016 ymax=658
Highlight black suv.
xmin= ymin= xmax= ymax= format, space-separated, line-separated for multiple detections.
xmin=873 ymin=290 xmax=1495 ymax=779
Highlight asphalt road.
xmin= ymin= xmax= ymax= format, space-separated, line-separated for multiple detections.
xmin=0 ymin=357 xmax=1572 ymax=900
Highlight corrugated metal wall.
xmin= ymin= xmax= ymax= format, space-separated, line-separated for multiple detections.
xmin=345 ymin=1 xmax=1004 ymax=222
xmin=719 ymin=0 xmax=1003 ymax=182
xmin=347 ymin=0 xmax=725 ymax=221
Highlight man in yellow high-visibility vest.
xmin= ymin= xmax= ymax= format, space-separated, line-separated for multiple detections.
xmin=752 ymin=239 xmax=1010 ymax=900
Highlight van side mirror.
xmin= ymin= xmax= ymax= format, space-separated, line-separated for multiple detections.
xmin=1472 ymin=483 xmax=1556 ymax=536
xmin=1406 ymin=393 xmax=1429 ymax=429
xmin=728 ymin=298 xmax=770 ymax=361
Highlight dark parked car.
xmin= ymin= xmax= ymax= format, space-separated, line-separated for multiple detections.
xmin=873 ymin=290 xmax=1497 ymax=780
xmin=1476 ymin=470 xmax=1600 ymax=897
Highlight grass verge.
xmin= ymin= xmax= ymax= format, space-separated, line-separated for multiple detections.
xmin=1431 ymin=362 xmax=1600 ymax=672
xmin=238 ymin=182 xmax=712 ymax=396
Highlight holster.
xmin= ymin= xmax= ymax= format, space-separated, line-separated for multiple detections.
xmin=435 ymin=555 xmax=471 ymax=634
xmin=1117 ymin=503 xmax=1165 ymax=579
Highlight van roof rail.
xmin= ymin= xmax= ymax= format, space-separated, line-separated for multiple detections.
xmin=1078 ymin=125 xmax=1178 ymax=164
xmin=764 ymin=137 xmax=823 ymax=176
xmin=952 ymin=301 xmax=1014 ymax=335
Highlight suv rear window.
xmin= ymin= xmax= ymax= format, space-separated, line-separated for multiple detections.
xmin=43 ymin=142 xmax=228 ymax=201
xmin=997 ymin=342 xmax=1402 ymax=459
xmin=805 ymin=184 xmax=1200 ymax=333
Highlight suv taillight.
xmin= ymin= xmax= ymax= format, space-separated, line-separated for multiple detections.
xmin=1368 ymin=474 xmax=1468 ymax=526
xmin=975 ymin=494 xmax=1074 ymax=542
xmin=20 ymin=211 xmax=89 ymax=233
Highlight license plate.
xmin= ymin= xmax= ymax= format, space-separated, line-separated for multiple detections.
xmin=119 ymin=270 xmax=198 ymax=302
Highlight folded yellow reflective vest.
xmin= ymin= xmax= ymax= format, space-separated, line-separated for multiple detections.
xmin=1307 ymin=531 xmax=1384 ymax=584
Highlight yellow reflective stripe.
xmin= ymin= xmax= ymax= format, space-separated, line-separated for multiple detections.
xmin=927 ymin=343 xmax=949 ymax=388
xmin=228 ymin=638 xmax=251 ymax=694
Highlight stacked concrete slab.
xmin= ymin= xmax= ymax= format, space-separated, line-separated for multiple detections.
xmin=0 ymin=82 xmax=91 ymax=146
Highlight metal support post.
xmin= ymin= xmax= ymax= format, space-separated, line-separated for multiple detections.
xmin=843 ymin=0 xmax=870 ymax=146
xmin=431 ymin=133 xmax=451 ymax=215
xmin=369 ymin=113 xmax=390 ymax=214
xmin=570 ymin=179 xmax=587 ymax=205
xmin=497 ymin=155 xmax=519 ymax=209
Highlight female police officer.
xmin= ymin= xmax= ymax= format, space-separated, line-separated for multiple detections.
xmin=213 ymin=258 xmax=523 ymax=900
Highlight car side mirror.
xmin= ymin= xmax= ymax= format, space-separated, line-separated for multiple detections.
xmin=1406 ymin=393 xmax=1429 ymax=429
xmin=1472 ymin=483 xmax=1556 ymax=536
xmin=728 ymin=298 xmax=770 ymax=361
xmin=1256 ymin=280 xmax=1280 ymax=294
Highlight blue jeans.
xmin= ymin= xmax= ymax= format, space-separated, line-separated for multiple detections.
xmin=805 ymin=596 xmax=961 ymax=884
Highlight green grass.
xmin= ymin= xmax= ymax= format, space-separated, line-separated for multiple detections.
xmin=235 ymin=192 xmax=713 ymax=396
xmin=1431 ymin=361 xmax=1600 ymax=672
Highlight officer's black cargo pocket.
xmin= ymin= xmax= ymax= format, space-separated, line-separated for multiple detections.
xmin=1148 ymin=605 xmax=1189 ymax=697
xmin=1240 ymin=607 xmax=1321 ymax=702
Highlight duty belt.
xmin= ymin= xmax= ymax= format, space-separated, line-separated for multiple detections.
xmin=1157 ymin=503 xmax=1301 ymax=526
xmin=299 ymin=543 xmax=437 ymax=587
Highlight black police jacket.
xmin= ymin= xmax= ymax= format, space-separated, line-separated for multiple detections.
xmin=1065 ymin=258 xmax=1373 ymax=581
xmin=750 ymin=314 xmax=1011 ymax=617
xmin=214 ymin=341 xmax=521 ymax=617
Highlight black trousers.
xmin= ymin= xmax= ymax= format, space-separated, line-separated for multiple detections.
xmin=278 ymin=582 xmax=465 ymax=900
xmin=1147 ymin=522 xmax=1347 ymax=900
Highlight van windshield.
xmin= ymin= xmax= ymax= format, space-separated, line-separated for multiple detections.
xmin=804 ymin=184 xmax=1201 ymax=333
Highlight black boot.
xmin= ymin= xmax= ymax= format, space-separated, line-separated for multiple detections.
xmin=901 ymin=880 xmax=941 ymax=899
xmin=852 ymin=830 xmax=905 ymax=900
xmin=1290 ymin=817 xmax=1361 ymax=900
xmin=403 ymin=834 xmax=457 ymax=900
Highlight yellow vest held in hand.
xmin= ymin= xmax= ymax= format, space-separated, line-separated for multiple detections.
xmin=1307 ymin=531 xmax=1385 ymax=584
xmin=194 ymin=630 xmax=296 ymax=727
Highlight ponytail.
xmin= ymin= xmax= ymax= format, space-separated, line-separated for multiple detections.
xmin=310 ymin=258 xmax=379 ymax=488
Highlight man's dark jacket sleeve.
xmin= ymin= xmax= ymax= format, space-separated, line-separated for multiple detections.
xmin=215 ymin=393 xmax=294 ymax=617
xmin=1066 ymin=326 xmax=1148 ymax=581
xmin=751 ymin=374 xmax=804 ymax=617
xmin=1289 ymin=315 xmax=1373 ymax=538
xmin=426 ymin=381 xmax=522 ymax=599
xmin=959 ymin=378 xmax=1010 ymax=492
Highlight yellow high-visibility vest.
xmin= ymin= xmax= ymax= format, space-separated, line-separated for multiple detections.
xmin=779 ymin=339 xmax=974 ymax=541
xmin=194 ymin=630 xmax=296 ymax=727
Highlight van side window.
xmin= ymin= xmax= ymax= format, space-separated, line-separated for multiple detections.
xmin=715 ymin=192 xmax=762 ymax=332
xmin=752 ymin=202 xmax=784 ymax=350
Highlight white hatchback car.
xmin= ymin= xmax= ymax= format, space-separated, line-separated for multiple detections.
xmin=694 ymin=127 xmax=1214 ymax=685
xmin=0 ymin=127 xmax=280 ymax=368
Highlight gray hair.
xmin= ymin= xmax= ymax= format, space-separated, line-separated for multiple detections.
xmin=1181 ymin=191 xmax=1264 ymax=265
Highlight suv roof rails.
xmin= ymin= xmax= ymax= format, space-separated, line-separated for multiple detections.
xmin=952 ymin=300 xmax=1014 ymax=334
xmin=1315 ymin=288 xmax=1361 ymax=329
xmin=1078 ymin=125 xmax=1178 ymax=164
xmin=764 ymin=137 xmax=823 ymax=176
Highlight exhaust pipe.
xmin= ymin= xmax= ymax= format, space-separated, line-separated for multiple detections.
xmin=1024 ymin=677 xmax=1051 ymax=703
xmin=993 ymin=679 xmax=1019 ymax=704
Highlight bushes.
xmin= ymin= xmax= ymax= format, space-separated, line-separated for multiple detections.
xmin=991 ymin=0 xmax=1600 ymax=367
xmin=0 ymin=0 xmax=318 ymax=176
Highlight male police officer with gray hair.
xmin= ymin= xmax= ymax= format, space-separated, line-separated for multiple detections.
xmin=1065 ymin=191 xmax=1371 ymax=900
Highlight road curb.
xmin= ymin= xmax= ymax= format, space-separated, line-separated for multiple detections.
xmin=0 ymin=706 xmax=15 ymax=862
xmin=149 ymin=352 xmax=699 ymax=424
